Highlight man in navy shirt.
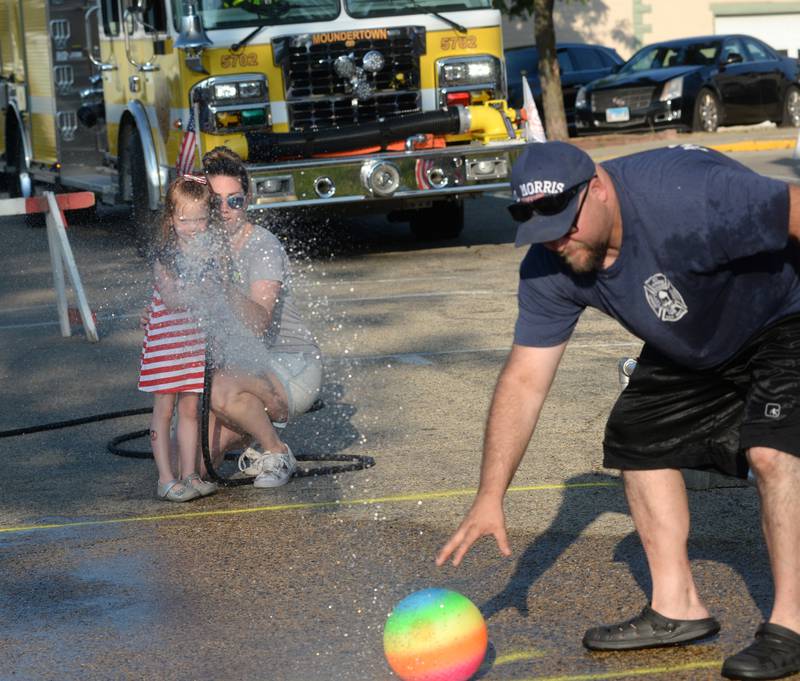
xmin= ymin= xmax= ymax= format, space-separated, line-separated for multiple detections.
xmin=436 ymin=141 xmax=800 ymax=680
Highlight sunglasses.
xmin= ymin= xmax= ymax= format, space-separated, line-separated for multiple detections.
xmin=211 ymin=193 xmax=246 ymax=210
xmin=507 ymin=178 xmax=593 ymax=223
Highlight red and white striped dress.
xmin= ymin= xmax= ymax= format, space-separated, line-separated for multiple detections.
xmin=138 ymin=288 xmax=205 ymax=394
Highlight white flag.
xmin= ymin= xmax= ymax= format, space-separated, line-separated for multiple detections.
xmin=522 ymin=76 xmax=547 ymax=143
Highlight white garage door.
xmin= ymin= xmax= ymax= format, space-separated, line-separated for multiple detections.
xmin=715 ymin=14 xmax=800 ymax=57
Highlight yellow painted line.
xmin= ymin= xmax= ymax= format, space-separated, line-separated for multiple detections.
xmin=494 ymin=649 xmax=548 ymax=665
xmin=510 ymin=659 xmax=721 ymax=681
xmin=0 ymin=480 xmax=619 ymax=535
xmin=591 ymin=137 xmax=796 ymax=162
xmin=709 ymin=139 xmax=795 ymax=153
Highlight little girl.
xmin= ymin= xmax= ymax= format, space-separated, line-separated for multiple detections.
xmin=138 ymin=175 xmax=222 ymax=502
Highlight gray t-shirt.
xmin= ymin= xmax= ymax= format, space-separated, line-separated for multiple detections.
xmin=232 ymin=228 xmax=318 ymax=355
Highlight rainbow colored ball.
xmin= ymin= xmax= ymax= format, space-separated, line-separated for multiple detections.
xmin=383 ymin=588 xmax=488 ymax=681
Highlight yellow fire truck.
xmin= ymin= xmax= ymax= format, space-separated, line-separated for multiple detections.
xmin=0 ymin=0 xmax=524 ymax=242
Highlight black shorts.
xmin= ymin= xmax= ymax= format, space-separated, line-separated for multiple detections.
xmin=603 ymin=315 xmax=800 ymax=478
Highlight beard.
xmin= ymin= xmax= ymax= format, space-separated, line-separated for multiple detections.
xmin=561 ymin=239 xmax=608 ymax=274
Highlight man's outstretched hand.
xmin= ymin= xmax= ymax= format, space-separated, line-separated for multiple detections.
xmin=435 ymin=495 xmax=512 ymax=567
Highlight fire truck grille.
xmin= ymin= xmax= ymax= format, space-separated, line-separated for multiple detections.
xmin=591 ymin=87 xmax=656 ymax=112
xmin=289 ymin=93 xmax=421 ymax=130
xmin=281 ymin=31 xmax=422 ymax=131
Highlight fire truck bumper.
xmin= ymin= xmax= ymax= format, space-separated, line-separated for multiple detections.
xmin=243 ymin=140 xmax=526 ymax=210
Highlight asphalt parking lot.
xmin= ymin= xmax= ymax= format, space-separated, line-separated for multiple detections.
xmin=1 ymin=129 xmax=799 ymax=681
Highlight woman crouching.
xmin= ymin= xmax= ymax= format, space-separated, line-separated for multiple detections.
xmin=201 ymin=146 xmax=322 ymax=488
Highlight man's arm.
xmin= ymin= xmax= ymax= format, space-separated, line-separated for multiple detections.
xmin=787 ymin=184 xmax=800 ymax=242
xmin=436 ymin=341 xmax=567 ymax=566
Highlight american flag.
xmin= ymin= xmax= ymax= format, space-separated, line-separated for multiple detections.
xmin=176 ymin=107 xmax=198 ymax=175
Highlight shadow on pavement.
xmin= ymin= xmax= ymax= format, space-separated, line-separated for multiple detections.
xmin=481 ymin=472 xmax=771 ymax=624
xmin=255 ymin=195 xmax=517 ymax=259
xmin=772 ymin=156 xmax=800 ymax=180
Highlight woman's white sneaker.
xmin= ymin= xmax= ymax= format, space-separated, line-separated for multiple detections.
xmin=237 ymin=443 xmax=264 ymax=476
xmin=253 ymin=445 xmax=297 ymax=488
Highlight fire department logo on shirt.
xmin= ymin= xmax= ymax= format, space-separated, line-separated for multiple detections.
xmin=643 ymin=273 xmax=688 ymax=322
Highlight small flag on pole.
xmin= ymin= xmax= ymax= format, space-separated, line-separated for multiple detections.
xmin=176 ymin=107 xmax=199 ymax=175
xmin=522 ymin=76 xmax=547 ymax=143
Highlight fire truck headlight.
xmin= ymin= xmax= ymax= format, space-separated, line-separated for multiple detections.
xmin=438 ymin=57 xmax=500 ymax=88
xmin=193 ymin=74 xmax=271 ymax=133
xmin=214 ymin=83 xmax=238 ymax=99
xmin=436 ymin=56 xmax=504 ymax=107
xmin=238 ymin=81 xmax=264 ymax=99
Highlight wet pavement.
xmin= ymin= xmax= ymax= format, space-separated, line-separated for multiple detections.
xmin=1 ymin=126 xmax=800 ymax=680
xmin=0 ymin=494 xmax=772 ymax=680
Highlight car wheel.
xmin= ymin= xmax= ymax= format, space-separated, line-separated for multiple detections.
xmin=692 ymin=89 xmax=720 ymax=133
xmin=409 ymin=200 xmax=464 ymax=240
xmin=781 ymin=86 xmax=800 ymax=128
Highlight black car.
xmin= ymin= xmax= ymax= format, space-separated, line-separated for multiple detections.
xmin=505 ymin=43 xmax=624 ymax=132
xmin=574 ymin=34 xmax=800 ymax=134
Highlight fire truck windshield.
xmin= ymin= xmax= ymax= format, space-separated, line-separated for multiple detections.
xmin=346 ymin=0 xmax=491 ymax=19
xmin=174 ymin=0 xmax=339 ymax=29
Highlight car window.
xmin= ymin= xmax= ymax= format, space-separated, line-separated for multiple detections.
xmin=684 ymin=42 xmax=719 ymax=65
xmin=720 ymin=38 xmax=748 ymax=63
xmin=662 ymin=47 xmax=682 ymax=67
xmin=571 ymin=47 xmax=604 ymax=70
xmin=621 ymin=42 xmax=719 ymax=72
xmin=743 ymin=38 xmax=774 ymax=62
xmin=143 ymin=0 xmax=167 ymax=33
xmin=557 ymin=49 xmax=575 ymax=74
xmin=622 ymin=46 xmax=680 ymax=71
xmin=621 ymin=45 xmax=660 ymax=72
xmin=100 ymin=0 xmax=120 ymax=36
xmin=597 ymin=49 xmax=621 ymax=68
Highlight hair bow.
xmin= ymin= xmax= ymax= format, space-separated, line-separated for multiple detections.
xmin=182 ymin=174 xmax=207 ymax=185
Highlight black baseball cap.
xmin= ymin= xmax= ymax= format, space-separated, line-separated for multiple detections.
xmin=509 ymin=141 xmax=596 ymax=246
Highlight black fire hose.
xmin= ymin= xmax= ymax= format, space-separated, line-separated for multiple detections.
xmin=197 ymin=354 xmax=375 ymax=487
xmin=245 ymin=107 xmax=466 ymax=161
xmin=0 ymin=408 xmax=152 ymax=439
xmin=0 ymin=363 xmax=375 ymax=486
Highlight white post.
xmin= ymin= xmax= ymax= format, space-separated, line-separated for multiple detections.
xmin=46 ymin=212 xmax=72 ymax=337
xmin=44 ymin=192 xmax=99 ymax=342
xmin=794 ymin=128 xmax=800 ymax=161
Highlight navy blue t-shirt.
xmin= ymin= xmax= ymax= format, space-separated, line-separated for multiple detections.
xmin=514 ymin=144 xmax=797 ymax=369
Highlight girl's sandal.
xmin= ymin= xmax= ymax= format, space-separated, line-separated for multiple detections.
xmin=157 ymin=479 xmax=200 ymax=502
xmin=182 ymin=473 xmax=218 ymax=497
